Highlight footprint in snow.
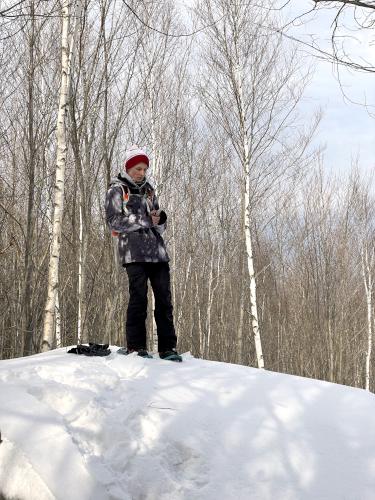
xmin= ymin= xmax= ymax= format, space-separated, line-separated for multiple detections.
xmin=161 ymin=441 xmax=209 ymax=489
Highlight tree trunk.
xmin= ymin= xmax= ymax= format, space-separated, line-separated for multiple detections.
xmin=237 ymin=186 xmax=246 ymax=364
xmin=237 ymin=61 xmax=265 ymax=369
xmin=42 ymin=0 xmax=81 ymax=350
xmin=23 ymin=2 xmax=36 ymax=356
xmin=362 ymin=246 xmax=374 ymax=391
xmin=55 ymin=289 xmax=61 ymax=347
xmin=205 ymin=246 xmax=220 ymax=358
xmin=77 ymin=199 xmax=84 ymax=344
xmin=195 ymin=270 xmax=203 ymax=357
xmin=244 ymin=199 xmax=265 ymax=369
xmin=149 ymin=70 xmax=161 ymax=353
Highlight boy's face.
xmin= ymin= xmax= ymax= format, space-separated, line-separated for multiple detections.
xmin=127 ymin=162 xmax=148 ymax=182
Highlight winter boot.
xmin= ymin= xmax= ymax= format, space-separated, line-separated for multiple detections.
xmin=159 ymin=348 xmax=182 ymax=362
xmin=117 ymin=347 xmax=153 ymax=358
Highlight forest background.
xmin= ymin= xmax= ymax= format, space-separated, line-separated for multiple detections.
xmin=1 ymin=0 xmax=375 ymax=391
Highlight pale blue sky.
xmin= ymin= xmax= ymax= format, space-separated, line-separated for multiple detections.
xmin=276 ymin=0 xmax=374 ymax=173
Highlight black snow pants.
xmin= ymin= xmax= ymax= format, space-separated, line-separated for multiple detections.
xmin=124 ymin=262 xmax=177 ymax=352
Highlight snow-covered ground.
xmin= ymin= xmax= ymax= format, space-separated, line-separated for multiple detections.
xmin=0 ymin=348 xmax=374 ymax=500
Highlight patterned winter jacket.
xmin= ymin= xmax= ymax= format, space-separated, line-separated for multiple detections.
xmin=105 ymin=173 xmax=169 ymax=265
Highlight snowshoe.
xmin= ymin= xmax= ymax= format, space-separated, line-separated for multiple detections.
xmin=159 ymin=349 xmax=182 ymax=362
xmin=117 ymin=347 xmax=153 ymax=358
xmin=68 ymin=343 xmax=111 ymax=356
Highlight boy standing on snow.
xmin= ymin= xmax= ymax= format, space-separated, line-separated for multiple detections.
xmin=105 ymin=145 xmax=181 ymax=362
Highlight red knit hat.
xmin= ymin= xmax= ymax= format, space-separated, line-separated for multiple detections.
xmin=124 ymin=145 xmax=150 ymax=171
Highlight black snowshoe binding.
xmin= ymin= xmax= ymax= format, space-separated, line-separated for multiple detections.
xmin=68 ymin=343 xmax=111 ymax=356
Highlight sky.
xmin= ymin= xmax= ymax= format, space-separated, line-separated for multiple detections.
xmin=179 ymin=0 xmax=375 ymax=176
xmin=281 ymin=0 xmax=375 ymax=174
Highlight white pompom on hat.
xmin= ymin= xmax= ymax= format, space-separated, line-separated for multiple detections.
xmin=124 ymin=145 xmax=150 ymax=171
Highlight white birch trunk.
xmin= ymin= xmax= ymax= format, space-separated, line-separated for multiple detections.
xmin=237 ymin=62 xmax=265 ymax=369
xmin=41 ymin=0 xmax=71 ymax=351
xmin=237 ymin=186 xmax=245 ymax=364
xmin=244 ymin=199 xmax=265 ymax=369
xmin=42 ymin=0 xmax=81 ymax=351
xmin=362 ymin=246 xmax=374 ymax=392
xmin=237 ymin=286 xmax=245 ymax=364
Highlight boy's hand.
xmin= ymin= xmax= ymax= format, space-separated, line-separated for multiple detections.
xmin=150 ymin=209 xmax=160 ymax=225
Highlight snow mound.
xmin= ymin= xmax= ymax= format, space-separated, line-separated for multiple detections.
xmin=0 ymin=347 xmax=374 ymax=500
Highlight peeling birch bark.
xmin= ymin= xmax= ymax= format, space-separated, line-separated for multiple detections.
xmin=42 ymin=0 xmax=81 ymax=351
xmin=237 ymin=62 xmax=265 ymax=369
xmin=362 ymin=246 xmax=374 ymax=392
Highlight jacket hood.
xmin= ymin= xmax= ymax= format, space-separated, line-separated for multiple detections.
xmin=110 ymin=173 xmax=153 ymax=191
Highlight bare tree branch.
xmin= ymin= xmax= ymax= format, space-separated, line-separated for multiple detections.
xmin=314 ymin=0 xmax=375 ymax=10
xmin=0 ymin=0 xmax=26 ymax=17
xmin=121 ymin=0 xmax=226 ymax=38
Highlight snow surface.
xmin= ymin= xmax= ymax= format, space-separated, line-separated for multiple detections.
xmin=0 ymin=348 xmax=375 ymax=500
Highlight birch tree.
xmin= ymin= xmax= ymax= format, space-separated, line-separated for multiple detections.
xmin=349 ymin=171 xmax=375 ymax=391
xmin=2 ymin=0 xmax=374 ymax=395
xmin=195 ymin=0 xmax=315 ymax=368
xmin=362 ymin=245 xmax=374 ymax=391
xmin=42 ymin=0 xmax=80 ymax=350
xmin=22 ymin=1 xmax=37 ymax=355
